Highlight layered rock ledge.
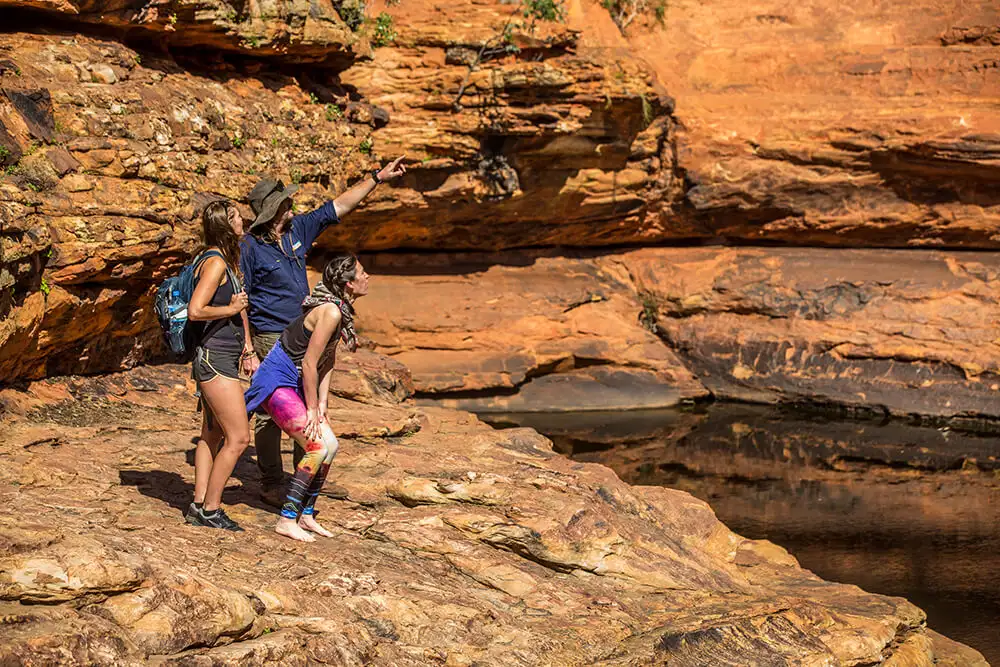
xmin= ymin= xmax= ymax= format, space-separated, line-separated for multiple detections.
xmin=0 ymin=362 xmax=985 ymax=665
xmin=359 ymin=246 xmax=1000 ymax=421
xmin=0 ymin=10 xmax=663 ymax=383
xmin=630 ymin=0 xmax=1000 ymax=248
xmin=356 ymin=251 xmax=706 ymax=413
xmin=3 ymin=0 xmax=1000 ymax=390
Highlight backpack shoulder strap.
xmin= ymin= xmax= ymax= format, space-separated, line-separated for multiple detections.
xmin=195 ymin=249 xmax=242 ymax=293
xmin=193 ymin=249 xmax=245 ymax=345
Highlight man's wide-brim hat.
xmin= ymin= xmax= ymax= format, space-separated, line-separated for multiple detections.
xmin=247 ymin=177 xmax=299 ymax=231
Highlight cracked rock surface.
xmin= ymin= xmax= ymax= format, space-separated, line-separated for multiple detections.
xmin=0 ymin=362 xmax=985 ymax=665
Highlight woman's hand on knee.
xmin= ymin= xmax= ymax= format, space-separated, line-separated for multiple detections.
xmin=304 ymin=408 xmax=322 ymax=442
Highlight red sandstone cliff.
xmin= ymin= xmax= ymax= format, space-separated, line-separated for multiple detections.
xmin=0 ymin=0 xmax=665 ymax=381
xmin=0 ymin=1 xmax=995 ymax=662
xmin=2 ymin=0 xmax=998 ymax=388
xmin=628 ymin=0 xmax=1000 ymax=247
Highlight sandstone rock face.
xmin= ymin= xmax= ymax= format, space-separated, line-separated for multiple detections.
xmin=356 ymin=251 xmax=706 ymax=412
xmin=0 ymin=1 xmax=993 ymax=663
xmin=0 ymin=30 xmax=384 ymax=383
xmin=0 ymin=364 xmax=982 ymax=665
xmin=628 ymin=246 xmax=1000 ymax=419
xmin=629 ymin=0 xmax=1000 ymax=248
xmin=5 ymin=0 xmax=999 ymax=388
xmin=359 ymin=246 xmax=1000 ymax=420
xmin=338 ymin=0 xmax=676 ymax=250
xmin=0 ymin=0 xmax=668 ymax=384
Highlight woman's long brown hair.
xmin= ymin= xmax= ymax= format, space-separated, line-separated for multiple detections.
xmin=201 ymin=200 xmax=242 ymax=280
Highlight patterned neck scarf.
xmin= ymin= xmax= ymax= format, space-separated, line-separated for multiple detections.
xmin=301 ymin=281 xmax=358 ymax=352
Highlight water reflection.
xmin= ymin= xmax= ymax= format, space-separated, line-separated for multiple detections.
xmin=485 ymin=405 xmax=1000 ymax=664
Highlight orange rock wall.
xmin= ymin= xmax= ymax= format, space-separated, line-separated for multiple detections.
xmin=0 ymin=0 xmax=665 ymax=382
xmin=357 ymin=246 xmax=1000 ymax=419
xmin=2 ymin=0 xmax=999 ymax=414
xmin=630 ymin=0 xmax=1000 ymax=246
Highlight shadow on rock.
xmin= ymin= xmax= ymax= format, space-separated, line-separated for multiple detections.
xmin=119 ymin=450 xmax=278 ymax=517
xmin=119 ymin=469 xmax=193 ymax=514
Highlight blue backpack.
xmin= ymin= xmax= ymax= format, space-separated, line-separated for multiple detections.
xmin=154 ymin=250 xmax=238 ymax=361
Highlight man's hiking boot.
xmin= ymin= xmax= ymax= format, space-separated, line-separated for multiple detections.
xmin=259 ymin=484 xmax=284 ymax=509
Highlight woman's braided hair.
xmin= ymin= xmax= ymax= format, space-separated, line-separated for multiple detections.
xmin=321 ymin=254 xmax=358 ymax=299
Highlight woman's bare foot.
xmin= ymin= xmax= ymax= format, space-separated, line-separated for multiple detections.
xmin=275 ymin=516 xmax=315 ymax=542
xmin=298 ymin=513 xmax=334 ymax=538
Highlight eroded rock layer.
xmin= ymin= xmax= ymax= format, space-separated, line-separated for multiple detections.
xmin=3 ymin=0 xmax=1000 ymax=386
xmin=0 ymin=30 xmax=379 ymax=381
xmin=356 ymin=251 xmax=706 ymax=413
xmin=360 ymin=246 xmax=1000 ymax=420
xmin=0 ymin=0 xmax=360 ymax=65
xmin=0 ymin=3 xmax=665 ymax=383
xmin=630 ymin=247 xmax=1000 ymax=419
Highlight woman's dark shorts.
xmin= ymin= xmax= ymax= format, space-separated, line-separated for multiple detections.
xmin=193 ymin=346 xmax=241 ymax=383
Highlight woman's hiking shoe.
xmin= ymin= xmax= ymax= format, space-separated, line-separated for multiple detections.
xmin=189 ymin=507 xmax=244 ymax=532
xmin=184 ymin=502 xmax=202 ymax=526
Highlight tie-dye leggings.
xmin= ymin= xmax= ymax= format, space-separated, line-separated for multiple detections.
xmin=262 ymin=387 xmax=339 ymax=519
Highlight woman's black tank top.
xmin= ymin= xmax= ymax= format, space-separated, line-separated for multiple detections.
xmin=195 ymin=256 xmax=244 ymax=353
xmin=280 ymin=308 xmax=340 ymax=366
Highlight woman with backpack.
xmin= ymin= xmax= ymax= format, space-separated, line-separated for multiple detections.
xmin=185 ymin=200 xmax=255 ymax=532
xmin=244 ymin=254 xmax=367 ymax=542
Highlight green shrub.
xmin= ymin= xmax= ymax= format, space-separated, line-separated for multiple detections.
xmin=641 ymin=93 xmax=654 ymax=125
xmin=638 ymin=291 xmax=659 ymax=333
xmin=523 ymin=0 xmax=565 ymax=22
xmin=600 ymin=0 xmax=667 ymax=32
xmin=372 ymin=12 xmax=397 ymax=47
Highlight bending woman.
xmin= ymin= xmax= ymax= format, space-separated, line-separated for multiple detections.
xmin=245 ymin=254 xmax=366 ymax=542
xmin=186 ymin=200 xmax=255 ymax=532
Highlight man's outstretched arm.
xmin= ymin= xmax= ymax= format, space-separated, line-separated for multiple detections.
xmin=333 ymin=156 xmax=407 ymax=219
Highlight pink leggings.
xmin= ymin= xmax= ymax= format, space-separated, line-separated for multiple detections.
xmin=263 ymin=387 xmax=339 ymax=519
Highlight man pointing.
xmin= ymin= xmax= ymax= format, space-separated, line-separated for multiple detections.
xmin=240 ymin=157 xmax=407 ymax=507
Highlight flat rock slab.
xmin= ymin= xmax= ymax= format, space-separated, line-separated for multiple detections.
xmin=0 ymin=365 xmax=984 ymax=665
xmin=359 ymin=246 xmax=1000 ymax=420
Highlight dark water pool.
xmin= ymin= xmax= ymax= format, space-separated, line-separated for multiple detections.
xmin=484 ymin=405 xmax=1000 ymax=664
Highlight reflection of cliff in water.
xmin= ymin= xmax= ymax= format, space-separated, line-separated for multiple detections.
xmin=485 ymin=405 xmax=1000 ymax=665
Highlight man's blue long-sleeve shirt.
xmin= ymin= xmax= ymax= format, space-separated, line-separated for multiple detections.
xmin=240 ymin=201 xmax=340 ymax=334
